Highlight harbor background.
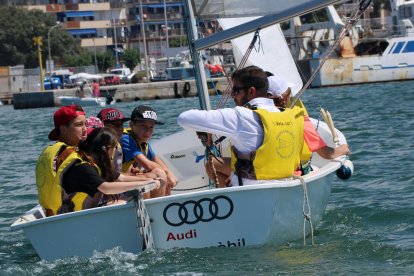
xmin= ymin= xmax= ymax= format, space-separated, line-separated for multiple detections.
xmin=0 ymin=80 xmax=413 ymax=274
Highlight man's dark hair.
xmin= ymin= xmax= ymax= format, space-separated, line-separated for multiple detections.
xmin=231 ymin=66 xmax=269 ymax=97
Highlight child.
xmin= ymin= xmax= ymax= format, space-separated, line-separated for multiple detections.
xmin=121 ymin=105 xmax=178 ymax=197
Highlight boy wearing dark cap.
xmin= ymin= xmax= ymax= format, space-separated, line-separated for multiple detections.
xmin=36 ymin=105 xmax=87 ymax=216
xmin=121 ymin=105 xmax=178 ymax=198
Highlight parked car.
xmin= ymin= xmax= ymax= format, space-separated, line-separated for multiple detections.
xmin=100 ymin=74 xmax=121 ymax=86
xmin=110 ymin=68 xmax=131 ymax=83
xmin=44 ymin=76 xmax=63 ymax=90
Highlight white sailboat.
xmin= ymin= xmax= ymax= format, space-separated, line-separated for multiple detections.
xmin=10 ymin=0 xmax=352 ymax=261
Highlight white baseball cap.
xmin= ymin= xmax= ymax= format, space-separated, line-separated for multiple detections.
xmin=267 ymin=75 xmax=294 ymax=97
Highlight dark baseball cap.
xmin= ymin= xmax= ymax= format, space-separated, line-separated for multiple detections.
xmin=97 ymin=108 xmax=130 ymax=123
xmin=130 ymin=105 xmax=164 ymax=125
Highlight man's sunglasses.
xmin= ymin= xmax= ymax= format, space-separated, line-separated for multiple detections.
xmin=231 ymin=86 xmax=248 ymax=96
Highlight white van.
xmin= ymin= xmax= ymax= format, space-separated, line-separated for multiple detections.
xmin=110 ymin=68 xmax=131 ymax=83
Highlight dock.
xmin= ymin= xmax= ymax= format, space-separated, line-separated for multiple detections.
xmin=4 ymin=78 xmax=228 ymax=109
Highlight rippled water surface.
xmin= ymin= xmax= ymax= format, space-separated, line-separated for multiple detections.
xmin=1 ymin=81 xmax=414 ymax=275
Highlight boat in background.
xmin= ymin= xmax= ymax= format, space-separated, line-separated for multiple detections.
xmin=58 ymin=96 xmax=108 ymax=107
xmin=58 ymin=78 xmax=115 ymax=107
xmin=11 ymin=0 xmax=353 ymax=261
xmin=285 ymin=3 xmax=414 ymax=87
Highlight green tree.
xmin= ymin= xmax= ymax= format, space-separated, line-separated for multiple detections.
xmin=122 ymin=48 xmax=140 ymax=71
xmin=0 ymin=6 xmax=78 ymax=68
xmin=169 ymin=36 xmax=188 ymax=47
xmin=63 ymin=52 xmax=93 ymax=67
xmin=96 ymin=51 xmax=115 ymax=72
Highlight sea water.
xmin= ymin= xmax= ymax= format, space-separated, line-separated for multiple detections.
xmin=0 ymin=81 xmax=413 ymax=275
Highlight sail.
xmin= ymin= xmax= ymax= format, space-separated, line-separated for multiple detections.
xmin=191 ymin=0 xmax=342 ymax=19
xmin=218 ymin=18 xmax=302 ymax=96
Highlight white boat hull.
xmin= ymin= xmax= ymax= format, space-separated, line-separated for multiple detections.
xmin=58 ymin=96 xmax=107 ymax=107
xmin=11 ymin=166 xmax=336 ymax=260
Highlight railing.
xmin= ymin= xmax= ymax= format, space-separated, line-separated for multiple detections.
xmin=129 ymin=29 xmax=183 ymax=40
xmin=127 ymin=13 xmax=182 ymax=22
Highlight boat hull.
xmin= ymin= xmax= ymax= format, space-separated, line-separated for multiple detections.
xmin=11 ymin=163 xmax=337 ymax=260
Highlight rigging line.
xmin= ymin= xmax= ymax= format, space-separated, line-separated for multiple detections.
xmin=203 ymin=60 xmax=221 ymax=97
xmin=293 ymin=175 xmax=315 ymax=246
xmin=217 ymin=30 xmax=261 ymax=109
xmin=290 ymin=0 xmax=371 ymax=108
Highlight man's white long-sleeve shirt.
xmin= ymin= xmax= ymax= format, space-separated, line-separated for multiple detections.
xmin=177 ymin=98 xmax=279 ymax=154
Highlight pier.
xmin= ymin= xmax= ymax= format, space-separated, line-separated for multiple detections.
xmin=4 ymin=78 xmax=227 ymax=109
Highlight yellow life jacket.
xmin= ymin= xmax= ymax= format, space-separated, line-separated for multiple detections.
xmin=121 ymin=128 xmax=149 ymax=173
xmin=288 ymin=98 xmax=309 ymax=117
xmin=35 ymin=142 xmax=73 ymax=216
xmin=290 ymin=99 xmax=313 ymax=165
xmin=230 ymin=107 xmax=303 ymax=180
xmin=55 ymin=152 xmax=101 ymax=213
xmin=294 ymin=101 xmax=312 ymax=164
xmin=121 ymin=128 xmax=134 ymax=172
xmin=35 ymin=142 xmax=95 ymax=216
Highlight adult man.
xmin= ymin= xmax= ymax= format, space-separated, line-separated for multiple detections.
xmin=267 ymin=75 xmax=350 ymax=174
xmin=178 ymin=66 xmax=303 ymax=186
xmin=35 ymin=105 xmax=87 ymax=216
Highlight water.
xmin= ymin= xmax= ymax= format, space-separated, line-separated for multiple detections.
xmin=1 ymin=81 xmax=414 ymax=274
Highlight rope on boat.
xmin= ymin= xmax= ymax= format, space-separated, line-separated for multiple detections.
xmin=207 ymin=147 xmax=220 ymax=188
xmin=216 ymin=30 xmax=261 ymax=109
xmin=290 ymin=0 xmax=372 ymax=107
xmin=320 ymin=107 xmax=340 ymax=146
xmin=293 ymin=175 xmax=315 ymax=246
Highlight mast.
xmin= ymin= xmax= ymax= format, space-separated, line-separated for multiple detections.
xmin=139 ymin=0 xmax=150 ymax=82
xmin=182 ymin=0 xmax=211 ymax=110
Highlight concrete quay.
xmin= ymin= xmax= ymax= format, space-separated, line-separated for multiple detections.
xmin=8 ymin=77 xmax=228 ymax=109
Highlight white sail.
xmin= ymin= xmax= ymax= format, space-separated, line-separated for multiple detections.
xmin=218 ymin=17 xmax=303 ymax=96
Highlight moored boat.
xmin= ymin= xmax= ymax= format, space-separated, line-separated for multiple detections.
xmin=286 ymin=3 xmax=414 ymax=87
xmin=58 ymin=96 xmax=108 ymax=107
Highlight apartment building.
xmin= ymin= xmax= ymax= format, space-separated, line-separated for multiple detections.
xmin=6 ymin=0 xmax=192 ymax=59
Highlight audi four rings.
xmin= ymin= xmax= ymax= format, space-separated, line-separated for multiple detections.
xmin=163 ymin=195 xmax=234 ymax=227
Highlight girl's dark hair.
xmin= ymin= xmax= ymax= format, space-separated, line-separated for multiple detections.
xmin=78 ymin=127 xmax=118 ymax=182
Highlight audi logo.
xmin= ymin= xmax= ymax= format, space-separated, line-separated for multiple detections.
xmin=163 ymin=195 xmax=234 ymax=227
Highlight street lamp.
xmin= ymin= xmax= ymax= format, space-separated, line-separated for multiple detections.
xmin=47 ymin=21 xmax=60 ymax=75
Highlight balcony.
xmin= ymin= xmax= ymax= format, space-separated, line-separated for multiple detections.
xmin=129 ymin=29 xmax=184 ymax=41
xmin=78 ymin=3 xmax=111 ymax=11
xmin=81 ymin=37 xmax=111 ymax=48
xmin=63 ymin=20 xmax=112 ymax=30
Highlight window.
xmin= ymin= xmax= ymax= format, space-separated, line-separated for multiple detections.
xmin=402 ymin=41 xmax=414 ymax=53
xmin=392 ymin=42 xmax=406 ymax=54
